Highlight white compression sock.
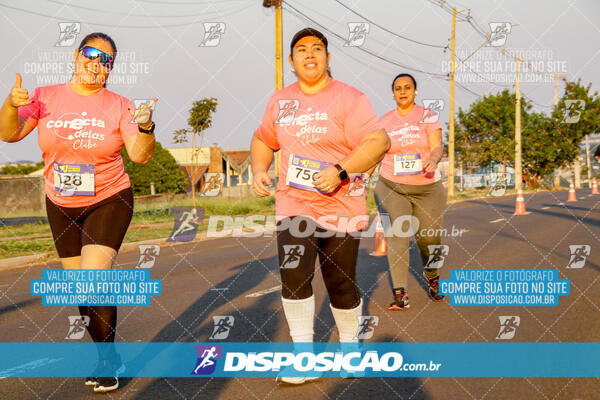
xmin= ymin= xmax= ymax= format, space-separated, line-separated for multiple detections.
xmin=330 ymin=299 xmax=363 ymax=343
xmin=281 ymin=295 xmax=315 ymax=342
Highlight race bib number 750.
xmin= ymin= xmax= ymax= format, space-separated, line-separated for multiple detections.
xmin=286 ymin=154 xmax=332 ymax=192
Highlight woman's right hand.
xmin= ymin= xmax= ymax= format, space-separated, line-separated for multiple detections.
xmin=9 ymin=74 xmax=32 ymax=108
xmin=253 ymin=171 xmax=273 ymax=197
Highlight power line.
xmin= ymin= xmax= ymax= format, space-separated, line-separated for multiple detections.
xmin=0 ymin=2 xmax=252 ymax=28
xmin=294 ymin=0 xmax=443 ymax=69
xmin=332 ymin=0 xmax=448 ymax=49
xmin=46 ymin=0 xmax=246 ymax=18
xmin=283 ymin=1 xmax=448 ymax=77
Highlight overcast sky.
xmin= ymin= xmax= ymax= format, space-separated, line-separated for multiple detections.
xmin=0 ymin=0 xmax=599 ymax=162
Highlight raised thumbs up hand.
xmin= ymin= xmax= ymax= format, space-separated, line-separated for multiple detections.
xmin=9 ymin=73 xmax=32 ymax=108
xmin=128 ymin=97 xmax=158 ymax=127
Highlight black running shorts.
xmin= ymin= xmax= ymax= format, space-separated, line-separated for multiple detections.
xmin=45 ymin=187 xmax=134 ymax=258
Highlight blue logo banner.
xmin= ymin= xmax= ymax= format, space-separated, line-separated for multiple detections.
xmin=0 ymin=342 xmax=597 ymax=378
xmin=439 ymin=269 xmax=569 ymax=306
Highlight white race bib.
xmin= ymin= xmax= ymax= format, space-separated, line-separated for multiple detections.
xmin=286 ymin=154 xmax=332 ymax=192
xmin=53 ymin=162 xmax=95 ymax=196
xmin=394 ymin=154 xmax=423 ymax=175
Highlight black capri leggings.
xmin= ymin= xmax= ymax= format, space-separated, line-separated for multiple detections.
xmin=277 ymin=216 xmax=361 ymax=309
xmin=45 ymin=187 xmax=134 ymax=258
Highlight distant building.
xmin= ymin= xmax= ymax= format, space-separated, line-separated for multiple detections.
xmin=165 ymin=146 xmax=253 ymax=193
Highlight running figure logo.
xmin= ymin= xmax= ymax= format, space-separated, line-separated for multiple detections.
xmin=281 ymin=245 xmax=305 ymax=269
xmin=496 ymin=316 xmax=520 ymax=340
xmin=201 ymin=173 xmax=225 ymax=197
xmin=55 ymin=22 xmax=81 ymax=47
xmin=487 ymin=22 xmax=511 ymax=47
xmin=356 ymin=316 xmax=379 ymax=339
xmin=345 ymin=173 xmax=368 ymax=197
xmin=129 ymin=99 xmax=157 ymax=124
xmin=191 ymin=345 xmax=222 ymax=375
xmin=199 ymin=23 xmax=226 ymax=47
xmin=566 ymin=245 xmax=590 ymax=269
xmin=210 ymin=316 xmax=235 ymax=340
xmin=562 ymin=100 xmax=586 ymax=124
xmin=167 ymin=207 xmax=205 ymax=242
xmin=419 ymin=99 xmax=444 ymax=124
xmin=65 ymin=316 xmax=90 ymax=340
xmin=425 ymin=245 xmax=449 ymax=269
xmin=136 ymin=244 xmax=160 ymax=269
xmin=275 ymin=100 xmax=300 ymax=126
xmin=345 ymin=22 xmax=370 ymax=47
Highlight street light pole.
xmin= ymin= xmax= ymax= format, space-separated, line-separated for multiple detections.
xmin=515 ymin=57 xmax=522 ymax=190
xmin=263 ymin=0 xmax=284 ymax=175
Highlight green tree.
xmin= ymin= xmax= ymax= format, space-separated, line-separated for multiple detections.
xmin=455 ymin=90 xmax=529 ymax=169
xmin=121 ymin=141 xmax=188 ymax=195
xmin=1 ymin=161 xmax=44 ymax=175
xmin=551 ymin=79 xmax=600 ymax=171
xmin=454 ymin=87 xmax=597 ymax=187
xmin=172 ymin=98 xmax=218 ymax=202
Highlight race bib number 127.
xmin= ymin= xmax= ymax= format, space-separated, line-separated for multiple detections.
xmin=394 ymin=154 xmax=423 ymax=175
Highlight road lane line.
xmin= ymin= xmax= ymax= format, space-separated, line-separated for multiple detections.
xmin=490 ymin=218 xmax=506 ymax=223
xmin=541 ymin=206 xmax=550 ymax=210
xmin=246 ymin=285 xmax=281 ymax=298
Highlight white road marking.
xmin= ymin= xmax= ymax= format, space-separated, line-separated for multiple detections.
xmin=541 ymin=206 xmax=550 ymax=210
xmin=0 ymin=357 xmax=63 ymax=379
xmin=490 ymin=218 xmax=506 ymax=223
xmin=210 ymin=288 xmax=228 ymax=291
xmin=246 ymin=285 xmax=282 ymax=298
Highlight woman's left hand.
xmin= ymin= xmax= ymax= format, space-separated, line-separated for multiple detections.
xmin=130 ymin=97 xmax=158 ymax=129
xmin=423 ymin=158 xmax=438 ymax=173
xmin=314 ymin=165 xmax=342 ymax=193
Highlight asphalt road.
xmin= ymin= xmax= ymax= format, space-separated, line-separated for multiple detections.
xmin=0 ymin=189 xmax=598 ymax=399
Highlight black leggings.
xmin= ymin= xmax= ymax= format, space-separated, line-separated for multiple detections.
xmin=277 ymin=217 xmax=361 ymax=309
xmin=45 ymin=187 xmax=134 ymax=258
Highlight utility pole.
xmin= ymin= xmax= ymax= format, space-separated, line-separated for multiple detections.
xmin=263 ymin=0 xmax=284 ymax=176
xmin=515 ymin=57 xmax=522 ymax=190
xmin=585 ymin=135 xmax=592 ymax=188
xmin=553 ymin=71 xmax=567 ymax=188
xmin=447 ymin=6 xmax=456 ymax=198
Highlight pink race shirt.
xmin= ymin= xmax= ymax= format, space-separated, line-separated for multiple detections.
xmin=18 ymin=83 xmax=139 ymax=207
xmin=256 ymin=80 xmax=382 ymax=232
xmin=379 ymin=105 xmax=442 ymax=185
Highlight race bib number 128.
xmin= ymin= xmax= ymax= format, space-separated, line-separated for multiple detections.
xmin=53 ymin=162 xmax=95 ymax=196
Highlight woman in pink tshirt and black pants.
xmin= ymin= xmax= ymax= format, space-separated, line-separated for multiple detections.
xmin=251 ymin=28 xmax=390 ymax=384
xmin=0 ymin=32 xmax=157 ymax=393
xmin=375 ymin=73 xmax=446 ymax=311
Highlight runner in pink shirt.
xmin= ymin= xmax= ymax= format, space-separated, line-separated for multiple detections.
xmin=251 ymin=28 xmax=390 ymax=384
xmin=374 ymin=73 xmax=447 ymax=311
xmin=0 ymin=32 xmax=158 ymax=393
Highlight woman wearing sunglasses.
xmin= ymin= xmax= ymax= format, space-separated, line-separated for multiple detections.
xmin=0 ymin=32 xmax=157 ymax=393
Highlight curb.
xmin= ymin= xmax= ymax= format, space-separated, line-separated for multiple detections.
xmin=0 ymin=226 xmax=276 ymax=271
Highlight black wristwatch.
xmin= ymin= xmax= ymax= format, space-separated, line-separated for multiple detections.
xmin=334 ymin=164 xmax=348 ymax=181
xmin=138 ymin=121 xmax=155 ymax=135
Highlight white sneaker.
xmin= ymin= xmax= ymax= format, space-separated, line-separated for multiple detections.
xmin=276 ymin=375 xmax=319 ymax=385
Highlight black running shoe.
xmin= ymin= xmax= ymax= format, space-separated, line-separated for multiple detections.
xmin=84 ymin=376 xmax=97 ymax=386
xmin=94 ymin=377 xmax=119 ymax=393
xmin=423 ymin=272 xmax=444 ymax=301
xmin=389 ymin=288 xmax=410 ymax=310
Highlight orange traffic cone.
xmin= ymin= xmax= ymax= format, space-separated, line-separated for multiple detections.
xmin=567 ymin=180 xmax=577 ymax=202
xmin=592 ymin=178 xmax=599 ymax=195
xmin=370 ymin=214 xmax=387 ymax=256
xmin=514 ymin=186 xmax=527 ymax=215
